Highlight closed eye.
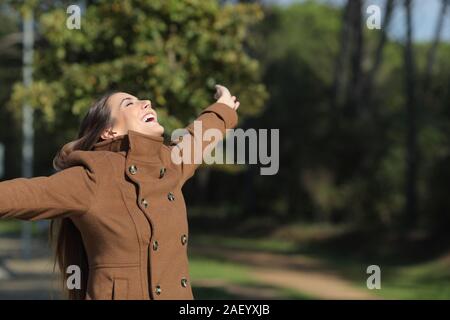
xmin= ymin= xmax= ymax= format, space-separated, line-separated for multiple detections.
xmin=120 ymin=97 xmax=137 ymax=108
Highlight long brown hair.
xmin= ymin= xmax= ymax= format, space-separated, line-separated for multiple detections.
xmin=49 ymin=91 xmax=117 ymax=300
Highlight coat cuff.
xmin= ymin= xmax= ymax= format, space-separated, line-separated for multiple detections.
xmin=200 ymin=103 xmax=239 ymax=129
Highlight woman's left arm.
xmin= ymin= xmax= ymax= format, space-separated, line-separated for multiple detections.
xmin=171 ymin=85 xmax=240 ymax=183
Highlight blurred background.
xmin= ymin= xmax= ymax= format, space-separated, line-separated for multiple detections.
xmin=1 ymin=0 xmax=450 ymax=299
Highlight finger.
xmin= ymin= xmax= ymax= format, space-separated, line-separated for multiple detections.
xmin=217 ymin=84 xmax=231 ymax=97
xmin=231 ymin=96 xmax=236 ymax=102
xmin=234 ymin=101 xmax=240 ymax=110
xmin=214 ymin=85 xmax=222 ymax=99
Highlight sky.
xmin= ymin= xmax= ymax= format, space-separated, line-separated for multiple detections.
xmin=263 ymin=0 xmax=450 ymax=42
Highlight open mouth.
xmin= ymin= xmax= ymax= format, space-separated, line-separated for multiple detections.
xmin=142 ymin=113 xmax=157 ymax=123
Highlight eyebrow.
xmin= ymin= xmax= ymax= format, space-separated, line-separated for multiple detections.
xmin=120 ymin=97 xmax=135 ymax=106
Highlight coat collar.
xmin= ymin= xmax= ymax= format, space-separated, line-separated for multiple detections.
xmin=93 ymin=130 xmax=164 ymax=162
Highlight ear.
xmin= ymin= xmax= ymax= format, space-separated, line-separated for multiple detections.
xmin=100 ymin=127 xmax=117 ymax=140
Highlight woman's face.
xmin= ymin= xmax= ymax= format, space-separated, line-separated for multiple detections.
xmin=102 ymin=92 xmax=165 ymax=139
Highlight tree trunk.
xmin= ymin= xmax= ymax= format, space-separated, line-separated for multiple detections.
xmin=346 ymin=0 xmax=364 ymax=115
xmin=362 ymin=0 xmax=395 ymax=112
xmin=331 ymin=1 xmax=352 ymax=114
xmin=424 ymin=0 xmax=449 ymax=93
xmin=403 ymin=0 xmax=418 ymax=229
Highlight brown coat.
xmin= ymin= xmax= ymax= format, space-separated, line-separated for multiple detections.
xmin=0 ymin=103 xmax=238 ymax=300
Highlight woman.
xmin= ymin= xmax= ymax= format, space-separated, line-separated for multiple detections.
xmin=0 ymin=84 xmax=240 ymax=300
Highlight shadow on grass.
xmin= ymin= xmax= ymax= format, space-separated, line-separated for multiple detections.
xmin=193 ymin=286 xmax=249 ymax=300
xmin=190 ymin=216 xmax=450 ymax=299
xmin=192 ymin=283 xmax=311 ymax=300
xmin=190 ymin=214 xmax=450 ymax=266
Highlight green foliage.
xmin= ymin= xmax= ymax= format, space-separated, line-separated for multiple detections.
xmin=234 ymin=1 xmax=450 ymax=231
xmin=8 ymin=0 xmax=267 ymax=139
xmin=4 ymin=0 xmax=450 ymax=232
xmin=246 ymin=1 xmax=343 ymax=221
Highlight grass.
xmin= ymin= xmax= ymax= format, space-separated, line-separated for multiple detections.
xmin=191 ymin=234 xmax=298 ymax=254
xmin=190 ymin=222 xmax=450 ymax=300
xmin=189 ymin=255 xmax=253 ymax=284
xmin=0 ymin=220 xmax=49 ymax=236
xmin=4 ymin=218 xmax=448 ymax=299
xmin=305 ymin=251 xmax=450 ymax=299
xmin=377 ymin=259 xmax=450 ymax=299
xmin=1 ymin=220 xmax=311 ymax=299
xmin=0 ymin=221 xmax=21 ymax=234
xmin=189 ymin=254 xmax=312 ymax=300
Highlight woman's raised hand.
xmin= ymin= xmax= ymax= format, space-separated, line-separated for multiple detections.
xmin=214 ymin=84 xmax=240 ymax=110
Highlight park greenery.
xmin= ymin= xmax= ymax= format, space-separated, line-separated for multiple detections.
xmin=1 ymin=0 xmax=450 ymax=299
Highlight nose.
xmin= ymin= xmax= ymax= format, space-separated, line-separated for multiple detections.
xmin=141 ymin=100 xmax=151 ymax=109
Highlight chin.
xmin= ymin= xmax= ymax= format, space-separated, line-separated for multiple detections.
xmin=154 ymin=123 xmax=165 ymax=136
xmin=139 ymin=124 xmax=164 ymax=137
xmin=156 ymin=128 xmax=165 ymax=137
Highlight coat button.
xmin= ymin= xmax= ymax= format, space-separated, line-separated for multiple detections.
xmin=168 ymin=192 xmax=175 ymax=201
xmin=152 ymin=240 xmax=159 ymax=251
xmin=181 ymin=278 xmax=188 ymax=288
xmin=181 ymin=234 xmax=188 ymax=245
xmin=155 ymin=285 xmax=162 ymax=295
xmin=128 ymin=165 xmax=138 ymax=175
xmin=159 ymin=167 xmax=166 ymax=178
xmin=141 ymin=198 xmax=149 ymax=208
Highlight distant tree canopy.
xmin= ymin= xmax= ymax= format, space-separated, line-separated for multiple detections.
xmin=3 ymin=0 xmax=450 ymax=233
xmin=237 ymin=1 xmax=450 ymax=231
xmin=8 ymin=0 xmax=267 ymax=143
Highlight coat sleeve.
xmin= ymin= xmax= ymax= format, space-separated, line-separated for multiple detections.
xmin=170 ymin=102 xmax=238 ymax=184
xmin=0 ymin=154 xmax=97 ymax=221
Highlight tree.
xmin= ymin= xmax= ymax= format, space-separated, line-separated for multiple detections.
xmin=424 ymin=0 xmax=449 ymax=94
xmin=403 ymin=0 xmax=418 ymax=228
xmin=0 ymin=2 xmax=23 ymax=179
xmin=361 ymin=0 xmax=395 ymax=112
xmin=8 ymin=0 xmax=267 ymax=148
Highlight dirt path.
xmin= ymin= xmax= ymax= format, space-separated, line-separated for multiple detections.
xmin=190 ymin=246 xmax=378 ymax=300
xmin=0 ymin=235 xmax=378 ymax=299
xmin=0 ymin=236 xmax=60 ymax=299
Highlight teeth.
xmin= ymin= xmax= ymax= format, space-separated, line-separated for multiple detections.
xmin=143 ymin=114 xmax=155 ymax=122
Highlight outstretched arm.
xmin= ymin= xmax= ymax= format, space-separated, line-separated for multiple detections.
xmin=171 ymin=85 xmax=240 ymax=184
xmin=0 ymin=161 xmax=97 ymax=221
